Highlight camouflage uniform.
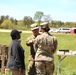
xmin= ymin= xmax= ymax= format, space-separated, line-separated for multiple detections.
xmin=26 ymin=23 xmax=40 ymax=75
xmin=34 ymin=22 xmax=58 ymax=75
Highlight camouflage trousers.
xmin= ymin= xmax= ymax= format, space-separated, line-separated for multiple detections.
xmin=35 ymin=61 xmax=54 ymax=75
xmin=28 ymin=60 xmax=36 ymax=75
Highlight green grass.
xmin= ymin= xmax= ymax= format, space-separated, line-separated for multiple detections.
xmin=0 ymin=72 xmax=12 ymax=75
xmin=0 ymin=32 xmax=76 ymax=75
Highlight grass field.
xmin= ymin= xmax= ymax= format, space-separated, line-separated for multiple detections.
xmin=0 ymin=32 xmax=76 ymax=75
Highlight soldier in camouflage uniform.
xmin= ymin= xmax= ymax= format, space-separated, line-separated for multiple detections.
xmin=34 ymin=22 xmax=58 ymax=75
xmin=26 ymin=23 xmax=40 ymax=75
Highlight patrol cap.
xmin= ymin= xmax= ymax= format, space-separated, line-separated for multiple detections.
xmin=30 ymin=23 xmax=39 ymax=30
xmin=40 ymin=22 xmax=49 ymax=29
xmin=10 ymin=29 xmax=22 ymax=37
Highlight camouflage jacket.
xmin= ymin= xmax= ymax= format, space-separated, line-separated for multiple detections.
xmin=34 ymin=32 xmax=58 ymax=61
xmin=26 ymin=34 xmax=40 ymax=60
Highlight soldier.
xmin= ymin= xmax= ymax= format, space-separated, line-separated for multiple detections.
xmin=26 ymin=23 xmax=40 ymax=75
xmin=34 ymin=22 xmax=58 ymax=75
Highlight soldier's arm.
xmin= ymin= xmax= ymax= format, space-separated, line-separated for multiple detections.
xmin=26 ymin=36 xmax=34 ymax=46
xmin=26 ymin=40 xmax=34 ymax=46
xmin=52 ymin=37 xmax=58 ymax=54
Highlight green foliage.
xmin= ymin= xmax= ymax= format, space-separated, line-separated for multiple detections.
xmin=1 ymin=14 xmax=76 ymax=29
xmin=34 ymin=11 xmax=44 ymax=20
xmin=9 ymin=25 xmax=26 ymax=30
xmin=17 ymin=20 xmax=24 ymax=26
xmin=34 ymin=11 xmax=44 ymax=25
xmin=50 ymin=20 xmax=64 ymax=28
xmin=1 ymin=20 xmax=12 ymax=29
xmin=23 ymin=16 xmax=34 ymax=28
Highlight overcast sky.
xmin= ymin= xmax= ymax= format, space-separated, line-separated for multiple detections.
xmin=0 ymin=0 xmax=76 ymax=22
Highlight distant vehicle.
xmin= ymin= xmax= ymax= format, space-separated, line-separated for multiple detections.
xmin=49 ymin=28 xmax=58 ymax=33
xmin=57 ymin=28 xmax=70 ymax=33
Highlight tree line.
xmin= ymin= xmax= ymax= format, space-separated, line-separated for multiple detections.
xmin=0 ymin=11 xmax=76 ymax=30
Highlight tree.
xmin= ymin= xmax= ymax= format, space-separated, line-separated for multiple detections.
xmin=34 ymin=11 xmax=44 ymax=25
xmin=0 ymin=15 xmax=9 ymax=26
xmin=0 ymin=15 xmax=5 ymax=25
xmin=1 ymin=20 xmax=12 ymax=29
xmin=5 ymin=15 xmax=9 ymax=20
xmin=43 ymin=14 xmax=52 ymax=22
xmin=17 ymin=20 xmax=24 ymax=26
xmin=14 ymin=19 xmax=18 ymax=25
xmin=23 ymin=16 xmax=34 ymax=28
xmin=10 ymin=17 xmax=14 ymax=23
xmin=50 ymin=20 xmax=64 ymax=28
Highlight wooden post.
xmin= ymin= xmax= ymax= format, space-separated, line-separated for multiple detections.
xmin=1 ymin=45 xmax=8 ymax=73
xmin=5 ymin=46 xmax=9 ymax=59
xmin=0 ymin=45 xmax=9 ymax=73
xmin=1 ymin=45 xmax=6 ymax=73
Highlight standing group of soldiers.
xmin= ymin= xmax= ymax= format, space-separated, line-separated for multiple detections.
xmin=26 ymin=22 xmax=58 ymax=75
xmin=6 ymin=22 xmax=57 ymax=75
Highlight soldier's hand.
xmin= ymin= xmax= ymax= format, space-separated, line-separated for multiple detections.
xmin=29 ymin=39 xmax=35 ymax=43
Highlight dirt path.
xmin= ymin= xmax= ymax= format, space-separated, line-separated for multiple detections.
xmin=0 ymin=29 xmax=32 ymax=33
